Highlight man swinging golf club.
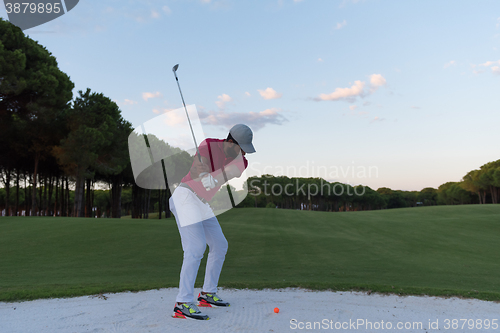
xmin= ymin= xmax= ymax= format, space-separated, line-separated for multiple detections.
xmin=169 ymin=124 xmax=256 ymax=320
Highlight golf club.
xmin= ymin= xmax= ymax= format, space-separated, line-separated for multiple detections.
xmin=172 ymin=64 xmax=202 ymax=163
xmin=172 ymin=64 xmax=214 ymax=190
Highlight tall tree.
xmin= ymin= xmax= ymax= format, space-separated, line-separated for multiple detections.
xmin=1 ymin=19 xmax=74 ymax=215
xmin=461 ymin=170 xmax=488 ymax=204
xmin=479 ymin=160 xmax=500 ymax=204
xmin=54 ymin=89 xmax=133 ymax=218
xmin=53 ymin=89 xmax=125 ymax=217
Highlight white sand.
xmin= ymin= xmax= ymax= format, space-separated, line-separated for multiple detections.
xmin=1 ymin=288 xmax=499 ymax=333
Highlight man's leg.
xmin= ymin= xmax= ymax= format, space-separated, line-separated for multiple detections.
xmin=201 ymin=216 xmax=228 ymax=294
xmin=170 ymin=189 xmax=207 ymax=304
xmin=176 ymin=222 xmax=207 ymax=303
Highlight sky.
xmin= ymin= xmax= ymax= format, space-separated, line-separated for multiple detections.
xmin=2 ymin=0 xmax=500 ymax=191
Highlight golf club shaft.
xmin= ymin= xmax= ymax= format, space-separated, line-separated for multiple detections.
xmin=172 ymin=66 xmax=202 ymax=163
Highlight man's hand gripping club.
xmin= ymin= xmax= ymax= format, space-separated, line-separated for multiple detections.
xmin=191 ymin=156 xmax=218 ymax=191
xmin=200 ymin=173 xmax=218 ymax=190
xmin=192 ymin=155 xmax=242 ymax=191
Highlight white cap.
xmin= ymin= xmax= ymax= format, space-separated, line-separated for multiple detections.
xmin=229 ymin=124 xmax=256 ymax=154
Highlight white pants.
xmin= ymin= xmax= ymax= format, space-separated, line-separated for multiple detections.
xmin=170 ymin=187 xmax=228 ymax=303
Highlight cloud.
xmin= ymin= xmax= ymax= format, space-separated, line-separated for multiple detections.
xmin=443 ymin=60 xmax=456 ymax=68
xmin=335 ymin=20 xmax=347 ymax=30
xmin=198 ymin=108 xmax=288 ymax=131
xmin=370 ymin=116 xmax=385 ymax=124
xmin=142 ymin=92 xmax=163 ymax=101
xmin=258 ymin=87 xmax=283 ymax=100
xmin=133 ymin=15 xmax=145 ymax=23
xmin=163 ymin=109 xmax=187 ymax=126
xmin=125 ymin=4 xmax=173 ymax=23
xmin=151 ymin=10 xmax=160 ymax=18
xmin=369 ymin=74 xmax=387 ymax=92
xmin=124 ymin=99 xmax=137 ymax=105
xmin=215 ymin=93 xmax=232 ymax=109
xmin=162 ymin=6 xmax=172 ymax=15
xmin=480 ymin=60 xmax=500 ymax=67
xmin=497 ymin=17 xmax=500 ymax=29
xmin=410 ymin=106 xmax=421 ymax=109
xmin=316 ymin=74 xmax=387 ymax=102
xmin=152 ymin=108 xmax=175 ymax=115
xmin=316 ymin=80 xmax=365 ymax=102
xmin=474 ymin=60 xmax=500 ymax=75
xmin=317 ymin=58 xmax=324 ymax=62
xmin=219 ymin=94 xmax=232 ymax=102
xmin=343 ymin=109 xmax=369 ymax=119
xmin=245 ymin=92 xmax=251 ymax=97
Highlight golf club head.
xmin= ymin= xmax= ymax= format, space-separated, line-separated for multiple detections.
xmin=172 ymin=64 xmax=179 ymax=72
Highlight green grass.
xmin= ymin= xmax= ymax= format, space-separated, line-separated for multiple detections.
xmin=1 ymin=205 xmax=500 ymax=302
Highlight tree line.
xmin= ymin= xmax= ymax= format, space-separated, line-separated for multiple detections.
xmin=235 ymin=159 xmax=500 ymax=211
xmin=0 ymin=18 xmax=168 ymax=218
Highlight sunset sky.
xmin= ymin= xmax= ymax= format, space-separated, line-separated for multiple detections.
xmin=2 ymin=0 xmax=500 ymax=191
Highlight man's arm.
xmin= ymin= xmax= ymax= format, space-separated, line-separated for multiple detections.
xmin=210 ymin=154 xmax=247 ymax=184
xmin=190 ymin=155 xmax=210 ymax=181
xmin=212 ymin=164 xmax=241 ymax=184
xmin=199 ymin=157 xmax=244 ymax=190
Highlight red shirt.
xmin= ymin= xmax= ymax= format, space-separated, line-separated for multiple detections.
xmin=181 ymin=138 xmax=248 ymax=201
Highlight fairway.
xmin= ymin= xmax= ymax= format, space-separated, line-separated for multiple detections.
xmin=1 ymin=205 xmax=500 ymax=302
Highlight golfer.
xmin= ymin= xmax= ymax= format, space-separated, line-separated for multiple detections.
xmin=170 ymin=124 xmax=256 ymax=320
